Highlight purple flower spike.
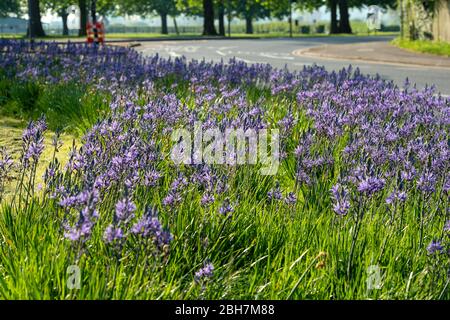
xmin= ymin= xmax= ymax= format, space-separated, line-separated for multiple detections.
xmin=195 ymin=262 xmax=214 ymax=282
xmin=427 ymin=240 xmax=443 ymax=255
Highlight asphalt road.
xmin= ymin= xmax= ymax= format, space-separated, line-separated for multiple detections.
xmin=136 ymin=36 xmax=450 ymax=95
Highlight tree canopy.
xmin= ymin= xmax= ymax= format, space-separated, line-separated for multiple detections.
xmin=0 ymin=0 xmax=21 ymax=17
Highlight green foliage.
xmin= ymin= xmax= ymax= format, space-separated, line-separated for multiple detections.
xmin=392 ymin=38 xmax=450 ymax=57
xmin=0 ymin=0 xmax=20 ymax=17
xmin=176 ymin=0 xmax=203 ymax=16
xmin=0 ymin=79 xmax=109 ymax=135
xmin=121 ymin=0 xmax=178 ymax=16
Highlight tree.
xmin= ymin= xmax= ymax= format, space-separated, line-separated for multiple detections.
xmin=218 ymin=0 xmax=225 ymax=36
xmin=340 ymin=0 xmax=397 ymax=34
xmin=122 ymin=0 xmax=177 ymax=34
xmin=0 ymin=0 xmax=20 ymax=17
xmin=97 ymin=0 xmax=116 ymax=17
xmin=202 ymin=0 xmax=217 ymax=35
xmin=79 ymin=0 xmax=87 ymax=36
xmin=268 ymin=0 xmax=290 ymax=18
xmin=338 ymin=0 xmax=352 ymax=33
xmin=27 ymin=0 xmax=46 ymax=37
xmin=236 ymin=0 xmax=269 ymax=34
xmin=43 ymin=0 xmax=71 ymax=35
xmin=325 ymin=0 xmax=338 ymax=33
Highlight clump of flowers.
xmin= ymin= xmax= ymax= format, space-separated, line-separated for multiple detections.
xmin=0 ymin=39 xmax=449 ymax=297
xmin=330 ymin=183 xmax=350 ymax=216
xmin=195 ymin=262 xmax=214 ymax=283
xmin=131 ymin=207 xmax=173 ymax=253
xmin=427 ymin=240 xmax=444 ymax=255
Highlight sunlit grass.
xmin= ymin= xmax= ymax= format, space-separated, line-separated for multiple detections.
xmin=0 ymin=117 xmax=75 ymax=202
xmin=392 ymin=38 xmax=450 ymax=57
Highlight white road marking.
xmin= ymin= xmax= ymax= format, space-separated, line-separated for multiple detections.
xmin=183 ymin=46 xmax=199 ymax=53
xmin=234 ymin=57 xmax=258 ymax=64
xmin=215 ymin=46 xmax=237 ymax=57
xmin=259 ymin=53 xmax=294 ymax=60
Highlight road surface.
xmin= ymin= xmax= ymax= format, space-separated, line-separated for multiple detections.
xmin=136 ymin=36 xmax=450 ymax=95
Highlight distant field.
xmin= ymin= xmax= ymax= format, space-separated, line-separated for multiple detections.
xmin=1 ymin=31 xmax=398 ymax=42
xmin=1 ymin=20 xmax=398 ymax=40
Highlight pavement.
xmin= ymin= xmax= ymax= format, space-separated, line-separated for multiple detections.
xmin=132 ymin=36 xmax=450 ymax=95
xmin=294 ymin=41 xmax=450 ymax=69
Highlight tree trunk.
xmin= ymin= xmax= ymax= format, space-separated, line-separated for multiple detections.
xmin=160 ymin=13 xmax=168 ymax=34
xmin=91 ymin=0 xmax=97 ymax=24
xmin=245 ymin=16 xmax=253 ymax=34
xmin=61 ymin=12 xmax=69 ymax=36
xmin=27 ymin=0 xmax=45 ymax=38
xmin=338 ymin=0 xmax=352 ymax=34
xmin=173 ymin=16 xmax=179 ymax=35
xmin=78 ymin=0 xmax=87 ymax=36
xmin=202 ymin=0 xmax=217 ymax=35
xmin=218 ymin=0 xmax=225 ymax=36
xmin=91 ymin=0 xmax=98 ymax=41
xmin=329 ymin=0 xmax=339 ymax=34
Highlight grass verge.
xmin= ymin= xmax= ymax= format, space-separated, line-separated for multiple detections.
xmin=392 ymin=38 xmax=450 ymax=57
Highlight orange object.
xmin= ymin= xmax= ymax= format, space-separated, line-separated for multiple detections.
xmin=95 ymin=22 xmax=105 ymax=44
xmin=86 ymin=22 xmax=105 ymax=44
xmin=86 ymin=22 xmax=94 ymax=43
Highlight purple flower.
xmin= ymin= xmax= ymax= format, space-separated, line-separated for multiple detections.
xmin=278 ymin=113 xmax=296 ymax=132
xmin=64 ymin=218 xmax=93 ymax=242
xmin=0 ymin=147 xmax=14 ymax=185
xmin=386 ymin=190 xmax=407 ymax=205
xmin=170 ymin=175 xmax=188 ymax=191
xmin=25 ymin=139 xmax=45 ymax=161
xmin=115 ymin=197 xmax=136 ymax=222
xmin=201 ymin=192 xmax=215 ymax=207
xmin=443 ymin=220 xmax=450 ymax=233
xmin=131 ymin=209 xmax=172 ymax=249
xmin=104 ymin=225 xmax=124 ymax=243
xmin=330 ymin=183 xmax=350 ymax=216
xmin=163 ymin=192 xmax=182 ymax=207
xmin=267 ymin=182 xmax=282 ymax=201
xmin=284 ymin=192 xmax=297 ymax=205
xmin=219 ymin=198 xmax=234 ymax=215
xmin=357 ymin=177 xmax=385 ymax=196
xmin=296 ymin=170 xmax=311 ymax=186
xmin=427 ymin=240 xmax=443 ymax=255
xmin=144 ymin=169 xmax=161 ymax=187
xmin=195 ymin=262 xmax=214 ymax=282
xmin=417 ymin=171 xmax=437 ymax=194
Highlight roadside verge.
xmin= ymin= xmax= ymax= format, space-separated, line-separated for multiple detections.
xmin=293 ymin=41 xmax=450 ymax=69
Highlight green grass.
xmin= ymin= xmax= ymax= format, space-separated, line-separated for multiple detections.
xmin=0 ymin=117 xmax=75 ymax=201
xmin=392 ymin=38 xmax=450 ymax=57
xmin=0 ymin=78 xmax=110 ymax=135
xmin=0 ymin=182 xmax=442 ymax=299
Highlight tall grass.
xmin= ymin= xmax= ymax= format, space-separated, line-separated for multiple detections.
xmin=0 ymin=80 xmax=447 ymax=300
xmin=0 ymin=42 xmax=447 ymax=300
